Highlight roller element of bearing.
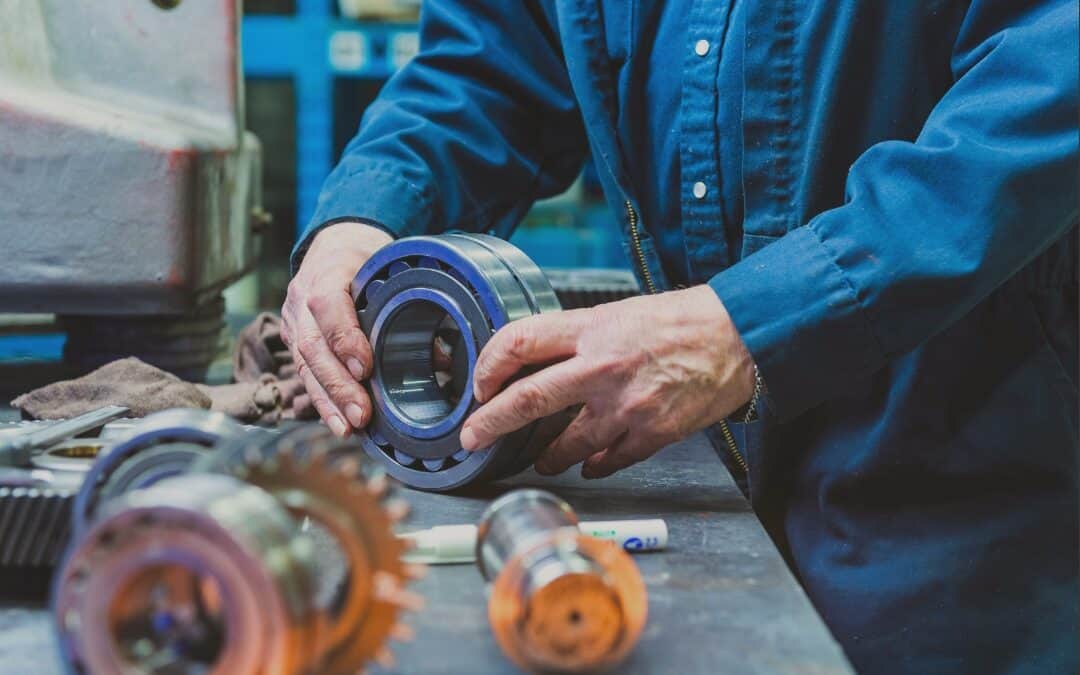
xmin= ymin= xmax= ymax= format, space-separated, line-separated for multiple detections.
xmin=352 ymin=234 xmax=567 ymax=491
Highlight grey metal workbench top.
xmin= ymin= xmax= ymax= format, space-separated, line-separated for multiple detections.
xmin=0 ymin=432 xmax=852 ymax=675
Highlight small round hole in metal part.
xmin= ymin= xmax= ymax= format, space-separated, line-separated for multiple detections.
xmin=379 ymin=300 xmax=468 ymax=426
xmin=150 ymin=0 xmax=182 ymax=9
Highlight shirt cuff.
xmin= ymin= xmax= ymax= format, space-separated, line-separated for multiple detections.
xmin=708 ymin=225 xmax=885 ymax=421
xmin=290 ymin=166 xmax=436 ymax=274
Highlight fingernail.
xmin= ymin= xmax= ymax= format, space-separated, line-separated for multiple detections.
xmin=327 ymin=415 xmax=348 ymax=437
xmin=345 ymin=403 xmax=365 ymax=428
xmin=347 ymin=358 xmax=366 ymax=381
xmin=460 ymin=425 xmax=479 ymax=451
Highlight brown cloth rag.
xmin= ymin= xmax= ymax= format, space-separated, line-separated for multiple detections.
xmin=12 ymin=314 xmax=316 ymax=423
xmin=12 ymin=357 xmax=211 ymax=420
xmin=232 ymin=312 xmax=315 ymax=420
xmin=12 ymin=358 xmax=300 ymax=425
xmin=233 ymin=312 xmax=296 ymax=382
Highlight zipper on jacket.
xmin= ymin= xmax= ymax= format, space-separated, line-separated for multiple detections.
xmin=624 ymin=200 xmax=748 ymax=478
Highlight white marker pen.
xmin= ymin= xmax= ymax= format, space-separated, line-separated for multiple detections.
xmin=401 ymin=518 xmax=668 ymax=565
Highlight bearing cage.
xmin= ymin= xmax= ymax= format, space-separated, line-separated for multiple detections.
xmin=352 ymin=234 xmax=563 ymax=491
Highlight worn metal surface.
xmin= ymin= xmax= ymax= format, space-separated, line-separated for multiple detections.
xmin=0 ymin=428 xmax=852 ymax=674
xmin=0 ymin=0 xmax=260 ymax=315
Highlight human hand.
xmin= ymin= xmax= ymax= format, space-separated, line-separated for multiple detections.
xmin=460 ymin=285 xmax=756 ymax=478
xmin=281 ymin=221 xmax=393 ymax=436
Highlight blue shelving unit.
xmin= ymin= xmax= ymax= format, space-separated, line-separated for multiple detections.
xmin=243 ymin=2 xmax=419 ymax=231
xmin=241 ymin=2 xmax=628 ymax=271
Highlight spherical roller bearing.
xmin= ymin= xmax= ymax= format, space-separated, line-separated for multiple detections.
xmin=352 ymin=233 xmax=568 ymax=491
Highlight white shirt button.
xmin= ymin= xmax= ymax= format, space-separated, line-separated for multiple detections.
xmin=693 ymin=181 xmax=708 ymax=199
xmin=694 ymin=39 xmax=710 ymax=56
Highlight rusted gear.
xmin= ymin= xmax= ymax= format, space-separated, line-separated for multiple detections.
xmin=193 ymin=424 xmax=421 ymax=674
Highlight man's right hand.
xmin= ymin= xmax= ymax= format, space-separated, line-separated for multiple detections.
xmin=282 ymin=221 xmax=394 ymax=436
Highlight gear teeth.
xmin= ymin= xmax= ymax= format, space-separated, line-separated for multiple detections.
xmin=390 ymin=622 xmax=416 ymax=642
xmin=403 ymin=563 xmax=427 ymax=581
xmin=374 ymin=646 xmax=396 ymax=668
xmin=336 ymin=456 xmax=363 ymax=480
xmin=366 ymin=473 xmax=390 ymax=498
xmin=385 ymin=499 xmax=410 ymax=523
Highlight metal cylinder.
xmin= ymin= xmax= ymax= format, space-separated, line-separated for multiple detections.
xmin=54 ymin=473 xmax=321 ymax=675
xmin=352 ymin=233 xmax=570 ymax=491
xmin=476 ymin=489 xmax=648 ymax=673
xmin=71 ymin=409 xmax=243 ymax=536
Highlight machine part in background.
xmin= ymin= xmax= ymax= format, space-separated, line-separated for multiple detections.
xmin=0 ymin=0 xmax=262 ymax=330
xmin=60 ymin=297 xmax=227 ymax=381
xmin=30 ymin=438 xmax=110 ymax=477
xmin=54 ymin=473 xmax=324 ymax=675
xmin=193 ymin=422 xmax=419 ymax=672
xmin=71 ymin=409 xmax=243 ymax=537
xmin=0 ymin=421 xmax=113 ymax=571
xmin=352 ymin=233 xmax=570 ymax=491
xmin=477 ymin=490 xmax=647 ymax=674
xmin=0 ymin=405 xmax=128 ymax=466
xmin=542 ymin=269 xmax=641 ymax=310
xmin=0 ymin=483 xmax=74 ymax=569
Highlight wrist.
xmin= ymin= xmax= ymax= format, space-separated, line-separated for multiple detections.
xmin=681 ymin=285 xmax=758 ymax=412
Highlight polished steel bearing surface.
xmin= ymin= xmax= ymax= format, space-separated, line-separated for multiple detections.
xmin=54 ymin=473 xmax=323 ymax=675
xmin=71 ymin=409 xmax=243 ymax=537
xmin=352 ymin=233 xmax=569 ymax=491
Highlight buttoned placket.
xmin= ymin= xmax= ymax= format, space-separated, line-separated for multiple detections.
xmin=679 ymin=0 xmax=735 ymax=284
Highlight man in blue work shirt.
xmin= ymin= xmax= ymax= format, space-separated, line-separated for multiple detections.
xmin=282 ymin=2 xmax=1078 ymax=672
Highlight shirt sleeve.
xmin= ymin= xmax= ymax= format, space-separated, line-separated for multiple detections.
xmin=291 ymin=1 xmax=588 ymax=273
xmin=709 ymin=0 xmax=1078 ymax=420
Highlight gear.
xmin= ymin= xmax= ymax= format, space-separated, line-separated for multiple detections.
xmin=54 ymin=473 xmax=323 ymax=675
xmin=193 ymin=423 xmax=421 ymax=673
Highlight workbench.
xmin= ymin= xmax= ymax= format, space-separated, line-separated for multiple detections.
xmin=0 ymin=421 xmax=852 ymax=674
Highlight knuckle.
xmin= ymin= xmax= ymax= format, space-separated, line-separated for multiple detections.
xmin=296 ymin=335 xmax=323 ymax=362
xmin=511 ymin=381 xmax=547 ymax=420
xmin=505 ymin=324 xmax=534 ymax=362
xmin=325 ymin=326 xmax=358 ymax=357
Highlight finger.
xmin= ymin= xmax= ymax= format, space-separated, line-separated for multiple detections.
xmin=296 ymin=356 xmax=352 ymax=436
xmin=534 ymin=407 xmax=626 ymax=476
xmin=294 ymin=307 xmax=372 ymax=430
xmin=461 ymin=356 xmax=590 ymax=451
xmin=307 ymin=279 xmax=373 ymax=381
xmin=581 ymin=433 xmax=658 ymax=479
xmin=472 ymin=309 xmax=594 ymax=402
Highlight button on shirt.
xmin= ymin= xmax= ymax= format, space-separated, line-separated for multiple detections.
xmin=625 ymin=0 xmax=745 ymax=287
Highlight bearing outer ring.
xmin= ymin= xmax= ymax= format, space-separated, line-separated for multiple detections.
xmin=352 ymin=234 xmax=564 ymax=491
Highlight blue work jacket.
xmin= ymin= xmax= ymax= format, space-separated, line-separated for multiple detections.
xmin=294 ymin=1 xmax=1079 ymax=672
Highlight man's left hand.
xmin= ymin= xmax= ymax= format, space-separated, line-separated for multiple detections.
xmin=460 ymin=285 xmax=756 ymax=478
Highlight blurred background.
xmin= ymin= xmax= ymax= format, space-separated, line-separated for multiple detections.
xmin=0 ymin=0 xmax=629 ymax=372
